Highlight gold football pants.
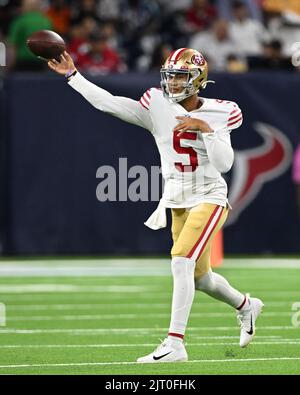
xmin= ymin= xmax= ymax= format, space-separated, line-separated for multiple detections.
xmin=171 ymin=203 xmax=228 ymax=280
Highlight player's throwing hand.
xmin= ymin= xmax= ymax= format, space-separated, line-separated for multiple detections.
xmin=48 ymin=51 xmax=76 ymax=76
xmin=173 ymin=116 xmax=213 ymax=136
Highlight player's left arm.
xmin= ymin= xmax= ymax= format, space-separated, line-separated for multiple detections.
xmin=201 ymin=128 xmax=234 ymax=173
xmin=174 ymin=104 xmax=243 ymax=173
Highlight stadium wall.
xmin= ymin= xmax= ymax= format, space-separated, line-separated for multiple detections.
xmin=1 ymin=72 xmax=300 ymax=255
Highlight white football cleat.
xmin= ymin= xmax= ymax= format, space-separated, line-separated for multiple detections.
xmin=237 ymin=294 xmax=264 ymax=348
xmin=137 ymin=338 xmax=188 ymax=363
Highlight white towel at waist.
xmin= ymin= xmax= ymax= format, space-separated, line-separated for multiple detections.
xmin=144 ymin=200 xmax=167 ymax=230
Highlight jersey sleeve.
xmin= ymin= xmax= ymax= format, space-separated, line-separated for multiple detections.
xmin=226 ymin=102 xmax=243 ymax=131
xmin=139 ymin=89 xmax=152 ymax=111
xmin=68 ymin=72 xmax=153 ymax=132
xmin=202 ymin=130 xmax=234 ymax=173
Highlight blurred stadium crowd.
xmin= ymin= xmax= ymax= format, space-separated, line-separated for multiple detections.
xmin=0 ymin=0 xmax=300 ymax=74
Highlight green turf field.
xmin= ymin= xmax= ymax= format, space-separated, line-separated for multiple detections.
xmin=0 ymin=258 xmax=299 ymax=375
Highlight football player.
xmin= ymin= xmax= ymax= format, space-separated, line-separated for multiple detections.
xmin=48 ymin=48 xmax=264 ymax=363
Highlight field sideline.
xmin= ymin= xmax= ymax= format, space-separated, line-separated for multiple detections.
xmin=0 ymin=258 xmax=299 ymax=375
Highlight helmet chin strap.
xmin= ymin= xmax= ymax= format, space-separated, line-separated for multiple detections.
xmin=201 ymin=80 xmax=215 ymax=89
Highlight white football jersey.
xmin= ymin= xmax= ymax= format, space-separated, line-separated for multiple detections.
xmin=68 ymin=73 xmax=243 ymax=229
xmin=139 ymin=88 xmax=242 ymax=209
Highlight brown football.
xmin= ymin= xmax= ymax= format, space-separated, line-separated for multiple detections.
xmin=27 ymin=30 xmax=66 ymax=61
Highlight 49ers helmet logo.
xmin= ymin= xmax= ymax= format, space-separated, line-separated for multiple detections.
xmin=191 ymin=53 xmax=205 ymax=66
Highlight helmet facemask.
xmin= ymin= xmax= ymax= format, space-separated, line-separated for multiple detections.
xmin=160 ymin=48 xmax=210 ymax=103
xmin=160 ymin=68 xmax=201 ymax=103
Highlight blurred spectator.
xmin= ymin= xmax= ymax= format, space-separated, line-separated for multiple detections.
xmin=71 ymin=0 xmax=101 ymax=25
xmin=120 ymin=0 xmax=160 ymax=69
xmin=226 ymin=54 xmax=248 ymax=72
xmin=267 ymin=10 xmax=300 ymax=57
xmin=68 ymin=17 xmax=98 ymax=63
xmin=8 ymin=0 xmax=52 ymax=71
xmin=292 ymin=144 xmax=300 ymax=219
xmin=149 ymin=42 xmax=172 ymax=70
xmin=46 ymin=0 xmax=71 ymax=35
xmin=157 ymin=0 xmax=192 ymax=15
xmin=97 ymin=0 xmax=120 ymax=21
xmin=1 ymin=0 xmax=299 ymax=74
xmin=263 ymin=0 xmax=300 ymax=16
xmin=0 ymin=0 xmax=20 ymax=36
xmin=229 ymin=1 xmax=269 ymax=57
xmin=159 ymin=8 xmax=190 ymax=50
xmin=120 ymin=0 xmax=160 ymax=35
xmin=185 ymin=0 xmax=218 ymax=33
xmin=217 ymin=0 xmax=263 ymax=21
xmin=69 ymin=18 xmax=123 ymax=64
xmin=100 ymin=22 xmax=121 ymax=51
xmin=75 ymin=30 xmax=126 ymax=75
xmin=248 ymin=39 xmax=294 ymax=70
xmin=136 ymin=15 xmax=163 ymax=71
xmin=189 ymin=19 xmax=236 ymax=71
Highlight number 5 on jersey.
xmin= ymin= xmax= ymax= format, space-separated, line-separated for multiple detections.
xmin=173 ymin=131 xmax=199 ymax=172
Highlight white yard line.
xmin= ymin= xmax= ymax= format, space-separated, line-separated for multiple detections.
xmin=5 ymin=301 xmax=292 ymax=311
xmin=7 ymin=303 xmax=173 ymax=311
xmin=219 ymin=260 xmax=300 ymax=269
xmin=5 ymin=311 xmax=295 ymax=321
xmin=0 ymin=334 xmax=283 ymax=339
xmin=0 ymin=341 xmax=299 ymax=349
xmin=0 ymin=285 xmax=155 ymax=293
xmin=1 ymin=294 xmax=297 ymax=303
xmin=0 ymin=286 xmax=298 ymax=296
xmin=2 ymin=335 xmax=282 ymax=340
xmin=0 ymin=295 xmax=173 ymax=301
xmin=0 ymin=357 xmax=300 ymax=369
xmin=0 ymin=326 xmax=298 ymax=334
xmin=0 ymin=258 xmax=299 ymax=277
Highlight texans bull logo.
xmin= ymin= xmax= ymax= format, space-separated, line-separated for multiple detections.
xmin=226 ymin=122 xmax=293 ymax=226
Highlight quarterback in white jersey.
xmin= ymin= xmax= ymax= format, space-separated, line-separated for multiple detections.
xmin=48 ymin=48 xmax=263 ymax=363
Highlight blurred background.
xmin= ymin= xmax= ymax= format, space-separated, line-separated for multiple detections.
xmin=0 ymin=0 xmax=299 ymax=256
